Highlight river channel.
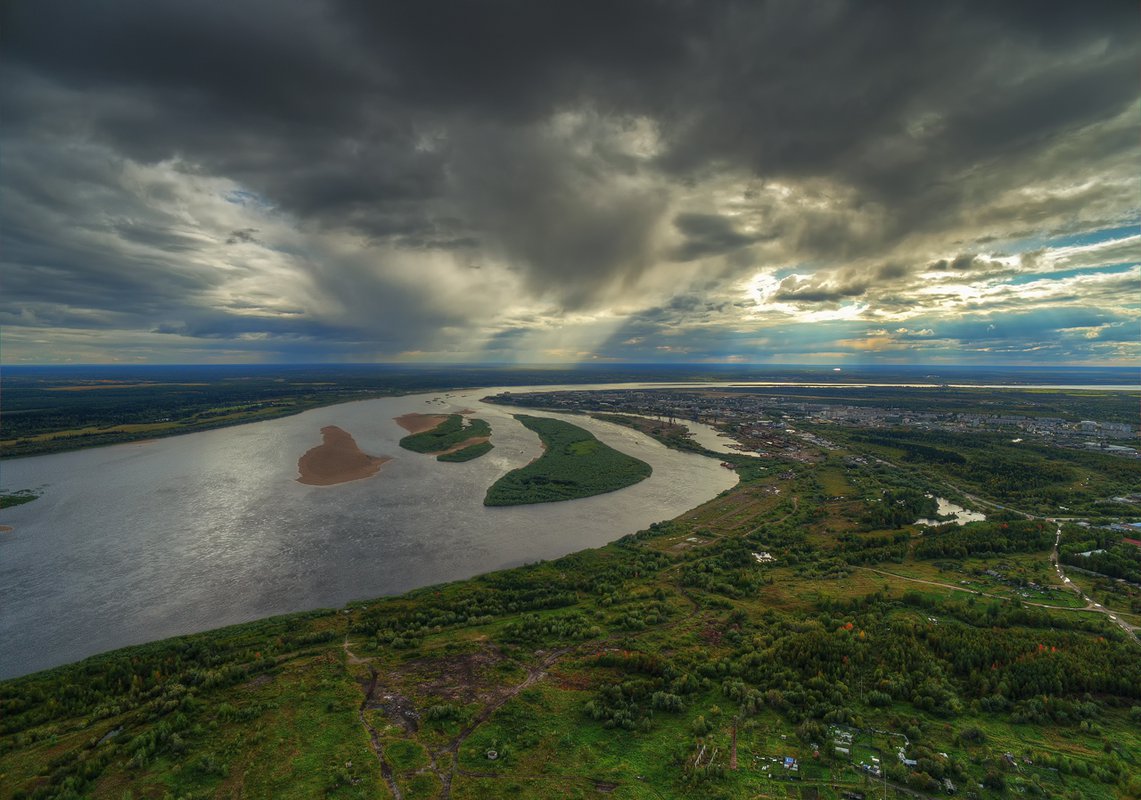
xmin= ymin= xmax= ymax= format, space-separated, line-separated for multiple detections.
xmin=0 ymin=385 xmax=738 ymax=678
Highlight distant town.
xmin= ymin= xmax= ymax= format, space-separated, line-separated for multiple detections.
xmin=486 ymin=388 xmax=1139 ymax=460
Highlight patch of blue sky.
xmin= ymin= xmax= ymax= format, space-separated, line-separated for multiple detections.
xmin=1006 ymin=262 xmax=1138 ymax=286
xmin=1043 ymin=224 xmax=1139 ymax=250
xmin=999 ymin=222 xmax=1139 ymax=255
xmin=223 ymin=189 xmax=274 ymax=209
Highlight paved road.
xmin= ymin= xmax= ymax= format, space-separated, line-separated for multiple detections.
xmin=1049 ymin=522 xmax=1139 ymax=643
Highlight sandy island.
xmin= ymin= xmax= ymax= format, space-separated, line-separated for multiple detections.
xmin=395 ymin=413 xmax=490 ymax=456
xmin=0 ymin=525 xmax=13 ymax=533
xmin=297 ymin=426 xmax=392 ymax=486
xmin=394 ymin=413 xmax=451 ymax=435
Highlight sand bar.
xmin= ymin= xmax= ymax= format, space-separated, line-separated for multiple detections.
xmin=297 ymin=426 xmax=391 ymax=486
xmin=394 ymin=413 xmax=450 ymax=435
xmin=431 ymin=436 xmax=491 ymax=456
xmin=0 ymin=525 xmax=13 ymax=533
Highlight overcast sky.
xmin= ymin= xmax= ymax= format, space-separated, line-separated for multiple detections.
xmin=2 ymin=0 xmax=1137 ymax=365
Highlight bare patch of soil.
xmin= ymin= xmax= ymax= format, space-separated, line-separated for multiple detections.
xmin=394 ymin=413 xmax=450 ymax=434
xmin=297 ymin=426 xmax=391 ymax=486
xmin=376 ymin=692 xmax=421 ymax=734
xmin=430 ymin=436 xmax=491 ymax=457
xmin=402 ymin=647 xmax=506 ymax=703
xmin=243 ymin=673 xmax=274 ymax=690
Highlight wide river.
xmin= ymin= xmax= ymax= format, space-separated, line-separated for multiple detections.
xmin=0 ymin=384 xmax=738 ymax=678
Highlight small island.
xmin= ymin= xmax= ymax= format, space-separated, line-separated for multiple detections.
xmin=396 ymin=413 xmax=494 ymax=462
xmin=0 ymin=490 xmax=41 ymax=510
xmin=296 ymin=426 xmax=391 ymax=486
xmin=484 ymin=415 xmax=651 ymax=506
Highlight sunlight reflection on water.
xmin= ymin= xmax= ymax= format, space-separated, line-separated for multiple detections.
xmin=0 ymin=385 xmax=736 ymax=677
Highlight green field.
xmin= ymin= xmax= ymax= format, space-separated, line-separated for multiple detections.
xmin=398 ymin=415 xmax=493 ymax=461
xmin=483 ymin=415 xmax=652 ymax=506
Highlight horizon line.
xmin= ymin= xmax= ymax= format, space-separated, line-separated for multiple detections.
xmin=2 ymin=362 xmax=1137 ymax=371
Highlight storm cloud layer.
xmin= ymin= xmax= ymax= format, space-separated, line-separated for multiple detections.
xmin=2 ymin=0 xmax=1137 ymax=364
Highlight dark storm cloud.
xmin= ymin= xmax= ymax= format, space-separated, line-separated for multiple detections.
xmin=0 ymin=145 xmax=225 ymax=317
xmin=441 ymin=118 xmax=670 ymax=306
xmin=927 ymin=254 xmax=1008 ymax=273
xmin=660 ymin=3 xmax=1137 ymax=243
xmin=773 ymin=275 xmax=868 ymax=304
xmin=2 ymin=0 xmax=1137 ymax=359
xmin=671 ymin=213 xmax=765 ymax=261
xmin=480 ymin=327 xmax=532 ymax=355
xmin=876 ymin=263 xmax=910 ymax=281
xmin=9 ymin=1 xmax=1134 ymax=245
xmin=225 ymin=229 xmax=261 ymax=245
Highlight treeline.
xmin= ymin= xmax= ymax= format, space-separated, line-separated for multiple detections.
xmin=680 ymin=537 xmax=773 ymax=597
xmin=351 ymin=580 xmax=580 ymax=649
xmin=0 ymin=607 xmax=337 ymax=798
xmin=579 ymin=594 xmax=1139 ymax=746
xmin=349 ymin=544 xmax=672 ymax=649
xmin=914 ymin=519 xmax=1054 ymax=559
xmin=850 ymin=431 xmax=966 ymax=464
xmin=842 ymin=427 xmax=1141 ymax=513
xmin=833 ymin=531 xmax=910 ymax=564
xmin=859 ymin=488 xmax=938 ymax=529
xmin=0 ymin=612 xmax=337 ymax=739
xmin=1061 ymin=533 xmax=1141 ymax=583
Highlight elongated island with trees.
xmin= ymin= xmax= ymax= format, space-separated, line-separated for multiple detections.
xmin=483 ymin=415 xmax=652 ymax=506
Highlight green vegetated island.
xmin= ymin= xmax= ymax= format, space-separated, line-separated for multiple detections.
xmin=0 ymin=490 xmax=40 ymax=510
xmin=484 ymin=415 xmax=652 ymax=506
xmin=4 ymin=390 xmax=1141 ymax=800
xmin=398 ymin=414 xmax=494 ymax=462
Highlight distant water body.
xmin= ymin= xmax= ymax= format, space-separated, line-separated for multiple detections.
xmin=0 ymin=384 xmax=739 ymax=679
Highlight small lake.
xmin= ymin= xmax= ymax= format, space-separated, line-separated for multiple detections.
xmin=0 ymin=385 xmax=736 ymax=678
xmin=915 ymin=497 xmax=987 ymax=526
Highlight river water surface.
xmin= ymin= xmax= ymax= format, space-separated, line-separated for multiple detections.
xmin=0 ymin=385 xmax=737 ymax=678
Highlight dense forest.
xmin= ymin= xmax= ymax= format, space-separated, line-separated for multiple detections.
xmin=483 ymin=415 xmax=652 ymax=506
xmin=1060 ymin=526 xmax=1141 ymax=584
xmin=835 ymin=427 xmax=1141 ymax=516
